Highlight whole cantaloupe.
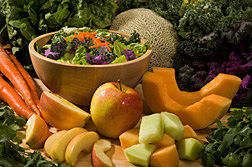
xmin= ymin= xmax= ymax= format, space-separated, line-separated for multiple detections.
xmin=110 ymin=8 xmax=179 ymax=68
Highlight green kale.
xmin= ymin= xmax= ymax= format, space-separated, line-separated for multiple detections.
xmin=202 ymin=107 xmax=252 ymax=167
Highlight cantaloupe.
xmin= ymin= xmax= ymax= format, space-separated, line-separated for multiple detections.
xmin=142 ymin=72 xmax=184 ymax=115
xmin=181 ymin=94 xmax=231 ymax=130
xmin=119 ymin=128 xmax=175 ymax=149
xmin=153 ymin=134 xmax=175 ymax=149
xmin=119 ymin=128 xmax=139 ymax=149
xmin=110 ymin=8 xmax=179 ymax=68
xmin=183 ymin=125 xmax=198 ymax=139
xmin=142 ymin=67 xmax=240 ymax=129
xmin=152 ymin=67 xmax=201 ymax=106
xmin=152 ymin=67 xmax=241 ymax=105
xmin=150 ymin=144 xmax=179 ymax=167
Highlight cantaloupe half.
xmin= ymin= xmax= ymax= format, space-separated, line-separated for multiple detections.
xmin=142 ymin=67 xmax=240 ymax=129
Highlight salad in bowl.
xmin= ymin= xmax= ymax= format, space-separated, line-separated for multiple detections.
xmin=40 ymin=27 xmax=150 ymax=65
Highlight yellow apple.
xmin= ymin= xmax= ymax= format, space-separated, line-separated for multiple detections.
xmin=25 ymin=114 xmax=51 ymax=149
xmin=40 ymin=91 xmax=90 ymax=130
xmin=92 ymin=139 xmax=112 ymax=167
xmin=90 ymin=82 xmax=143 ymax=138
xmin=50 ymin=127 xmax=87 ymax=161
xmin=44 ymin=130 xmax=67 ymax=157
xmin=65 ymin=131 xmax=99 ymax=166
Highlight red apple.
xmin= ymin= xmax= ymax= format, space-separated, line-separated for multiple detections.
xmin=92 ymin=139 xmax=112 ymax=167
xmin=90 ymin=81 xmax=143 ymax=138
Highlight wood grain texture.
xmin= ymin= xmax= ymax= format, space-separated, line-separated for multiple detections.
xmin=29 ymin=30 xmax=152 ymax=106
xmin=23 ymin=79 xmax=232 ymax=167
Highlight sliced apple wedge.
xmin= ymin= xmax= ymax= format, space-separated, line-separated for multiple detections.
xmin=44 ymin=130 xmax=67 ymax=157
xmin=65 ymin=131 xmax=99 ymax=166
xmin=26 ymin=114 xmax=51 ymax=149
xmin=40 ymin=91 xmax=91 ymax=130
xmin=50 ymin=127 xmax=87 ymax=161
xmin=92 ymin=139 xmax=112 ymax=167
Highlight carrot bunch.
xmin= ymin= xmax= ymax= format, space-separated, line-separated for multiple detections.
xmin=0 ymin=45 xmax=40 ymax=119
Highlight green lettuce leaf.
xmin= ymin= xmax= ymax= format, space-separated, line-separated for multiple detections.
xmin=57 ymin=53 xmax=74 ymax=63
xmin=110 ymin=55 xmax=127 ymax=64
xmin=72 ymin=45 xmax=90 ymax=65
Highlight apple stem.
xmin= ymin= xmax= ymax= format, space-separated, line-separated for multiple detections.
xmin=117 ymin=79 xmax=122 ymax=91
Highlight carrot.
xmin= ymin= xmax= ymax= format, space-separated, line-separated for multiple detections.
xmin=0 ymin=75 xmax=34 ymax=119
xmin=5 ymin=49 xmax=40 ymax=110
xmin=0 ymin=45 xmax=40 ymax=115
xmin=88 ymin=44 xmax=105 ymax=49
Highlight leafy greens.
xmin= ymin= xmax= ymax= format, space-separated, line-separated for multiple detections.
xmin=41 ymin=27 xmax=149 ymax=65
xmin=202 ymin=107 xmax=252 ymax=167
xmin=0 ymin=0 xmax=118 ymax=68
xmin=0 ymin=103 xmax=70 ymax=167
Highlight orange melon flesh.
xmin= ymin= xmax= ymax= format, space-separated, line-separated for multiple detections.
xmin=181 ymin=94 xmax=232 ymax=130
xmin=142 ymin=67 xmax=239 ymax=130
xmin=183 ymin=125 xmax=198 ymax=139
xmin=119 ymin=128 xmax=139 ymax=149
xmin=119 ymin=128 xmax=175 ymax=150
xmin=153 ymin=134 xmax=175 ymax=149
xmin=152 ymin=67 xmax=202 ymax=106
xmin=152 ymin=67 xmax=241 ymax=105
xmin=150 ymin=144 xmax=179 ymax=167
xmin=142 ymin=72 xmax=184 ymax=114
xmin=200 ymin=73 xmax=241 ymax=99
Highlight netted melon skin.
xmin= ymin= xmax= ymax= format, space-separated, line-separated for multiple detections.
xmin=110 ymin=8 xmax=179 ymax=68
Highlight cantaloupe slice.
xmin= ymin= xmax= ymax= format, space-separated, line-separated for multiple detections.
xmin=150 ymin=144 xmax=179 ymax=167
xmin=142 ymin=72 xmax=184 ymax=114
xmin=119 ymin=128 xmax=139 ymax=149
xmin=200 ymin=73 xmax=242 ymax=99
xmin=142 ymin=67 xmax=241 ymax=130
xmin=153 ymin=134 xmax=175 ymax=149
xmin=152 ymin=67 xmax=241 ymax=105
xmin=183 ymin=125 xmax=198 ymax=139
xmin=142 ymin=67 xmax=240 ymax=130
xmin=181 ymin=94 xmax=231 ymax=130
xmin=152 ymin=67 xmax=202 ymax=106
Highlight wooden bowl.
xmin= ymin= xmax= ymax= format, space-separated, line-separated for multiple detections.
xmin=29 ymin=30 xmax=152 ymax=106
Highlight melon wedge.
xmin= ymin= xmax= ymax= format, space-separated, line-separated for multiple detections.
xmin=152 ymin=67 xmax=202 ymax=106
xmin=181 ymin=94 xmax=231 ymax=130
xmin=151 ymin=67 xmax=241 ymax=105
